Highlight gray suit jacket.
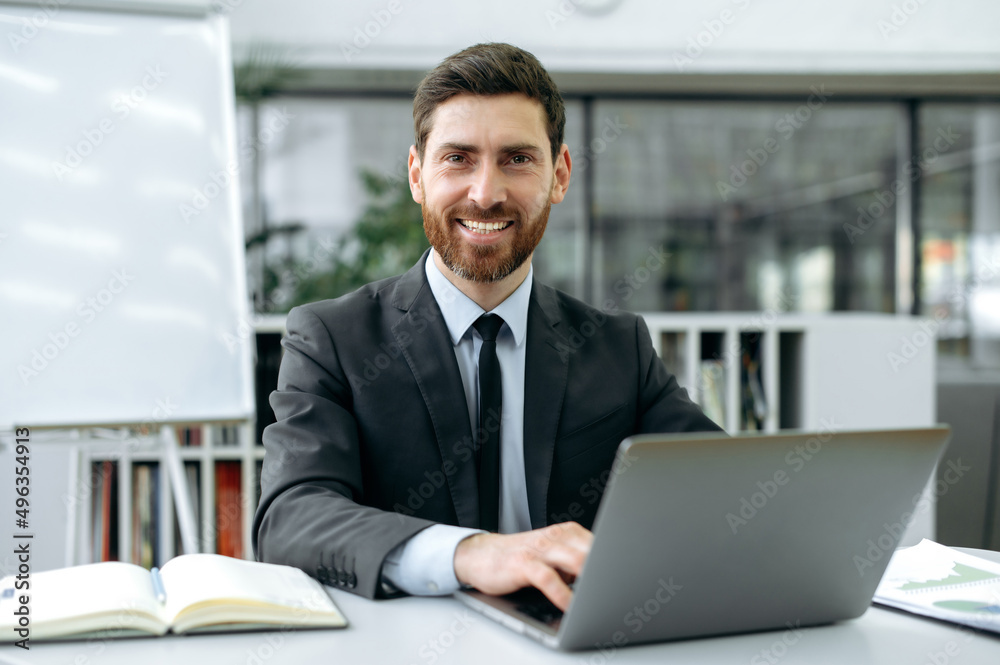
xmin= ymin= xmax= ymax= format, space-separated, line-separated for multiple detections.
xmin=252 ymin=250 xmax=721 ymax=598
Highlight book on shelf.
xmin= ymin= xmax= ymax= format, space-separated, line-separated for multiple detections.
xmin=699 ymin=360 xmax=726 ymax=427
xmin=658 ymin=332 xmax=687 ymax=381
xmin=0 ymin=554 xmax=346 ymax=642
xmin=132 ymin=463 xmax=159 ymax=569
xmin=214 ymin=424 xmax=239 ymax=446
xmin=174 ymin=462 xmax=202 ymax=553
xmin=215 ymin=461 xmax=242 ymax=559
xmin=176 ymin=426 xmax=202 ymax=447
xmin=740 ymin=349 xmax=767 ymax=431
xmin=91 ymin=460 xmax=119 ymax=563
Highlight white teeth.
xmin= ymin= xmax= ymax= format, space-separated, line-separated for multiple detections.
xmin=460 ymin=220 xmax=511 ymax=234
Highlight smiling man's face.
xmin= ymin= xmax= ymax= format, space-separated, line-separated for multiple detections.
xmin=409 ymin=92 xmax=571 ymax=284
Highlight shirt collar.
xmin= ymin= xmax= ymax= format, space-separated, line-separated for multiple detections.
xmin=424 ymin=251 xmax=531 ymax=347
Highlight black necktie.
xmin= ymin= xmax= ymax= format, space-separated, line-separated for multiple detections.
xmin=473 ymin=313 xmax=504 ymax=532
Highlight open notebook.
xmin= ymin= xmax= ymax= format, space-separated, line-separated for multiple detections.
xmin=0 ymin=554 xmax=346 ymax=643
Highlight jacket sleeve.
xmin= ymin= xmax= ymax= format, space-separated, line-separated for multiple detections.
xmin=252 ymin=305 xmax=436 ymax=599
xmin=635 ymin=316 xmax=725 ymax=434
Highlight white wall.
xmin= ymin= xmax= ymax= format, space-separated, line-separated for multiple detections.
xmin=223 ymin=0 xmax=1000 ymax=78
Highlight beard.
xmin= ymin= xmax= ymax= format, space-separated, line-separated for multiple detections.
xmin=422 ymin=199 xmax=550 ymax=283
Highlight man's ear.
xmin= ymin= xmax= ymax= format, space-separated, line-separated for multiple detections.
xmin=549 ymin=143 xmax=572 ymax=205
xmin=408 ymin=145 xmax=423 ymax=204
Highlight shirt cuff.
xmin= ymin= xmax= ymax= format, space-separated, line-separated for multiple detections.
xmin=380 ymin=524 xmax=485 ymax=596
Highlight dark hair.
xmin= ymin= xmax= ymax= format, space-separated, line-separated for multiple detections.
xmin=413 ymin=43 xmax=565 ymax=162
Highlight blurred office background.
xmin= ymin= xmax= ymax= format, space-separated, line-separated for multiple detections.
xmin=2 ymin=0 xmax=999 ymax=574
xmin=226 ymin=0 xmax=1000 ymax=550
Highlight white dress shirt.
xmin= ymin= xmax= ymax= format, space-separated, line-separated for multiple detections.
xmin=380 ymin=251 xmax=533 ymax=594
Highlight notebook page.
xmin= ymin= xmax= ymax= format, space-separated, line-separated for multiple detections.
xmin=0 ymin=562 xmax=166 ymax=639
xmin=159 ymin=554 xmax=342 ymax=626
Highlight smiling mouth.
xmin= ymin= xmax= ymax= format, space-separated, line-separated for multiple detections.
xmin=458 ymin=219 xmax=513 ymax=234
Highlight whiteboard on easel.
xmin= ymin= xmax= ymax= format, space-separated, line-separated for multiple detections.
xmin=0 ymin=3 xmax=254 ymax=428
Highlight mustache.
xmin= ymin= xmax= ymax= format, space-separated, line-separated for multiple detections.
xmin=449 ymin=204 xmax=521 ymax=222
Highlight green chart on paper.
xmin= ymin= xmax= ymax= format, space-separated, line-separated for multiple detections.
xmin=898 ymin=563 xmax=1000 ymax=591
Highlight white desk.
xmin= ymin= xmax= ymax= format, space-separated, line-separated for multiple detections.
xmin=5 ymin=550 xmax=1000 ymax=665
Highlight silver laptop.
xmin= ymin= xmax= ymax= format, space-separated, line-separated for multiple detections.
xmin=455 ymin=426 xmax=951 ymax=650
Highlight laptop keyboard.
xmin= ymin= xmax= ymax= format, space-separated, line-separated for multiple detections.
xmin=510 ymin=588 xmax=565 ymax=628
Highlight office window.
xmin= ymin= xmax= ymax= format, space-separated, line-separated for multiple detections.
xmin=590 ymin=101 xmax=900 ymax=313
xmin=236 ymin=94 xmax=999 ymax=372
xmin=242 ymin=98 xmax=414 ymax=311
xmin=532 ymin=102 xmax=586 ymax=297
xmin=919 ymin=104 xmax=1000 ymax=365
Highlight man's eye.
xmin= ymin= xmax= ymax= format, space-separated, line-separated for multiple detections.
xmin=511 ymin=155 xmax=530 ymax=164
xmin=446 ymin=154 xmax=464 ymax=163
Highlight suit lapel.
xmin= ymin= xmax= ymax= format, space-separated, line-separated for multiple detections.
xmin=523 ymin=282 xmax=570 ymax=529
xmin=390 ymin=251 xmax=480 ymax=528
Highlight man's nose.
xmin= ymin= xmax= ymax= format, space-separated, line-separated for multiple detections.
xmin=467 ymin=162 xmax=507 ymax=209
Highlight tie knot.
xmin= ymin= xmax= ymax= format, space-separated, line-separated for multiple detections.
xmin=473 ymin=313 xmax=504 ymax=343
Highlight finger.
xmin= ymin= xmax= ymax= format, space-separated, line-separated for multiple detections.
xmin=545 ymin=522 xmax=594 ymax=554
xmin=524 ymin=560 xmax=574 ymax=612
xmin=527 ymin=531 xmax=590 ymax=576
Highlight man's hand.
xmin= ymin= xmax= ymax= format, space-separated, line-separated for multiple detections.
xmin=452 ymin=522 xmax=593 ymax=612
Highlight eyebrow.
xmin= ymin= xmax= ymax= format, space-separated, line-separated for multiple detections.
xmin=435 ymin=142 xmax=544 ymax=157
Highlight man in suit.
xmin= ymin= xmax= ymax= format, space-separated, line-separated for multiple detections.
xmin=253 ymin=43 xmax=721 ymax=611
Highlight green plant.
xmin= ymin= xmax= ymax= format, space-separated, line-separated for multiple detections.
xmin=263 ymin=169 xmax=428 ymax=311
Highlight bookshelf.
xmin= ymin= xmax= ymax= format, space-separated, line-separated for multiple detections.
xmin=74 ymin=314 xmax=286 ymax=569
xmin=79 ymin=422 xmax=262 ymax=568
xmin=641 ymin=312 xmax=937 ymax=433
xmin=73 ymin=312 xmax=939 ymax=568
xmin=643 ymin=312 xmax=940 ymax=546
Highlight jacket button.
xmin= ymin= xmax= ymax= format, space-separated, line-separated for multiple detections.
xmin=316 ymin=565 xmax=330 ymax=585
xmin=348 ymin=573 xmax=357 ymax=588
xmin=339 ymin=570 xmax=350 ymax=586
